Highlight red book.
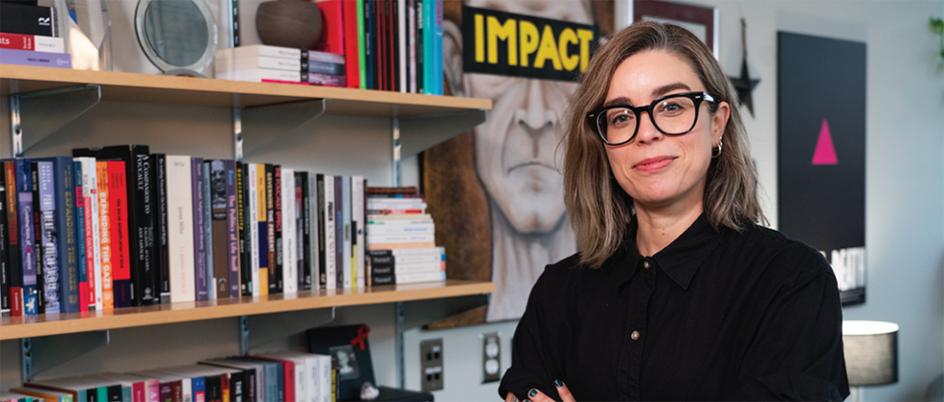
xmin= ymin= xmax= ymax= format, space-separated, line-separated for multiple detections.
xmin=97 ymin=162 xmax=114 ymax=309
xmin=315 ymin=0 xmax=345 ymax=55
xmin=245 ymin=355 xmax=295 ymax=402
xmin=4 ymin=161 xmax=23 ymax=317
xmin=342 ymin=0 xmax=360 ymax=88
xmin=0 ymin=32 xmax=64 ymax=52
xmin=107 ymin=161 xmax=132 ymax=308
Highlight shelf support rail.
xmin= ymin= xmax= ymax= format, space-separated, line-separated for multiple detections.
xmin=21 ymin=330 xmax=110 ymax=382
xmin=9 ymin=85 xmax=101 ymax=157
xmin=234 ymin=99 xmax=327 ymax=161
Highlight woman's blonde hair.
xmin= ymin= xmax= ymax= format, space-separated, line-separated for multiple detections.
xmin=563 ymin=21 xmax=765 ymax=268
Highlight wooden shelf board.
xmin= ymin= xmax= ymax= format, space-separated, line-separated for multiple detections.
xmin=0 ymin=280 xmax=494 ymax=340
xmin=0 ymin=65 xmax=491 ymax=117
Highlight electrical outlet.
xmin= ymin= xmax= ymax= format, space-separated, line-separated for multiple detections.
xmin=481 ymin=332 xmax=501 ymax=383
xmin=420 ymin=338 xmax=444 ymax=391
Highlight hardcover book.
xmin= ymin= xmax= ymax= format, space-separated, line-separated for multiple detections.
xmin=0 ymin=3 xmax=58 ymax=37
xmin=96 ymin=162 xmax=113 ymax=309
xmin=16 ymin=158 xmax=38 ymax=315
xmin=164 ymin=156 xmax=195 ymax=303
xmin=106 ymin=161 xmax=132 ymax=308
xmin=3 ymin=161 xmax=23 ymax=316
xmin=0 ymin=48 xmax=71 ymax=68
xmin=191 ymin=157 xmax=208 ymax=301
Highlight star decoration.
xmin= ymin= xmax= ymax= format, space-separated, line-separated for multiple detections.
xmin=729 ymin=58 xmax=760 ymax=118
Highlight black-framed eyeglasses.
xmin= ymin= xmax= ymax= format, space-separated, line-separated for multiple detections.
xmin=586 ymin=92 xmax=717 ymax=146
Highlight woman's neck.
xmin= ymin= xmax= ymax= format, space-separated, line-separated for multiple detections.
xmin=634 ymin=202 xmax=704 ymax=257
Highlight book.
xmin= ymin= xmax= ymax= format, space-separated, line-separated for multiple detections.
xmin=0 ymin=32 xmax=65 ymax=52
xmin=265 ymin=164 xmax=277 ymax=294
xmin=152 ymin=154 xmax=171 ymax=304
xmin=209 ymin=160 xmax=238 ymax=299
xmin=24 ymin=375 xmax=122 ymax=402
xmin=15 ymin=158 xmax=38 ymax=315
xmin=296 ymin=171 xmax=311 ymax=291
xmin=224 ymin=161 xmax=239 ymax=298
xmin=308 ymin=73 xmax=346 ymax=87
xmin=281 ymin=167 xmax=297 ymax=294
xmin=77 ymin=158 xmax=103 ymax=311
xmin=244 ymin=354 xmax=296 ymax=402
xmin=236 ymin=357 xmax=283 ymax=402
xmin=73 ymin=146 xmax=158 ymax=306
xmin=398 ymin=0 xmax=408 ymax=93
xmin=248 ymin=163 xmax=261 ymax=295
xmin=315 ymin=0 xmax=344 ymax=56
xmin=306 ymin=173 xmax=320 ymax=292
xmin=370 ymin=270 xmax=445 ymax=285
xmin=320 ymin=174 xmax=336 ymax=290
xmin=106 ymin=160 xmax=133 ymax=308
xmin=342 ymin=176 xmax=352 ymax=289
xmin=218 ymin=69 xmax=307 ymax=84
xmin=199 ymin=358 xmax=259 ymax=402
xmin=88 ymin=372 xmax=156 ymax=402
xmin=306 ymin=49 xmax=345 ymax=64
xmin=191 ymin=157 xmax=209 ymax=301
xmin=352 ymin=176 xmax=365 ymax=289
xmin=34 ymin=160 xmax=56 ymax=314
xmin=343 ymin=0 xmax=361 ymax=89
xmin=273 ymin=165 xmax=283 ymax=294
xmin=3 ymin=161 xmax=23 ymax=317
xmin=224 ymin=44 xmax=303 ymax=60
xmin=96 ymin=162 xmax=113 ymax=309
xmin=0 ymin=48 xmax=71 ymax=68
xmin=408 ymin=0 xmax=417 ymax=93
xmin=236 ymin=162 xmax=252 ymax=296
xmin=215 ymin=52 xmax=303 ymax=72
xmin=307 ymin=324 xmax=376 ymax=401
xmin=10 ymin=386 xmax=73 ymax=402
xmin=415 ymin=0 xmax=425 ymax=94
xmin=0 ymin=168 xmax=8 ymax=317
xmin=73 ymin=160 xmax=88 ymax=312
xmin=334 ymin=176 xmax=343 ymax=289
xmin=307 ymin=61 xmax=345 ymax=75
xmin=356 ymin=0 xmax=367 ymax=89
xmin=164 ymin=156 xmax=196 ymax=303
xmin=0 ymin=2 xmax=58 ymax=37
xmin=36 ymin=156 xmax=81 ymax=313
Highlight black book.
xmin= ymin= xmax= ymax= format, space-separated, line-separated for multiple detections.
xmin=74 ymin=145 xmax=157 ymax=306
xmin=236 ymin=162 xmax=252 ymax=296
xmin=415 ymin=0 xmax=425 ymax=94
xmin=0 ymin=167 xmax=9 ymax=317
xmin=297 ymin=171 xmax=311 ymax=291
xmin=0 ymin=2 xmax=57 ymax=37
xmin=264 ymin=164 xmax=277 ymax=294
xmin=315 ymin=173 xmax=327 ymax=289
xmin=273 ymin=165 xmax=283 ymax=293
xmin=364 ymin=0 xmax=374 ymax=90
xmin=152 ymin=153 xmax=170 ymax=304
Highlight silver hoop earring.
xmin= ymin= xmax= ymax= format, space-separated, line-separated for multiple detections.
xmin=712 ymin=138 xmax=723 ymax=158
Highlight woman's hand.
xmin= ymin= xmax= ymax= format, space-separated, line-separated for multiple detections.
xmin=504 ymin=380 xmax=575 ymax=402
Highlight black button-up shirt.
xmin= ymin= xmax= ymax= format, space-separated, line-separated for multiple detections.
xmin=499 ymin=215 xmax=849 ymax=401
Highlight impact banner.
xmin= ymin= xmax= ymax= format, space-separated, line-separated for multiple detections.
xmin=461 ymin=5 xmax=599 ymax=81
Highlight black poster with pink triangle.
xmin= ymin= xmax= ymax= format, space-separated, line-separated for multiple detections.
xmin=777 ymin=32 xmax=866 ymax=305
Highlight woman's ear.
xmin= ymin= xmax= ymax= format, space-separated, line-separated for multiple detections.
xmin=443 ymin=19 xmax=467 ymax=97
xmin=712 ymin=101 xmax=731 ymax=138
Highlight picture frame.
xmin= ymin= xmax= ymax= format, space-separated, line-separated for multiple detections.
xmin=629 ymin=0 xmax=719 ymax=58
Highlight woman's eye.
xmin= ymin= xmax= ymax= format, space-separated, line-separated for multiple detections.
xmin=609 ymin=110 xmax=633 ymax=127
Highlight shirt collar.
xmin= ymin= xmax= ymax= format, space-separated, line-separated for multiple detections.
xmin=618 ymin=213 xmax=725 ymax=291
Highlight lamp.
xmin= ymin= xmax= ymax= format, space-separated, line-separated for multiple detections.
xmin=843 ymin=320 xmax=899 ymax=402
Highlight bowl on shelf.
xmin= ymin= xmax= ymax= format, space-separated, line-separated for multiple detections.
xmin=256 ymin=0 xmax=322 ymax=50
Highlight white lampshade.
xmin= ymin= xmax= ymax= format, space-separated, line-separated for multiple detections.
xmin=842 ymin=320 xmax=899 ymax=386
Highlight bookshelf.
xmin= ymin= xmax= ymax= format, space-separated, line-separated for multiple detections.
xmin=0 ymin=64 xmax=495 ymax=384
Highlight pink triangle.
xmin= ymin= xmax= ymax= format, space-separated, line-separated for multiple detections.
xmin=812 ymin=119 xmax=838 ymax=165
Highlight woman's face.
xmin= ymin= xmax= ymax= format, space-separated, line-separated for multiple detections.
xmin=603 ymin=50 xmax=729 ymax=214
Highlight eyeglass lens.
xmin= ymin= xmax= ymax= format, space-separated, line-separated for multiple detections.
xmin=598 ymin=96 xmax=698 ymax=144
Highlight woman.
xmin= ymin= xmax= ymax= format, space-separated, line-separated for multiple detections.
xmin=498 ymin=22 xmax=849 ymax=401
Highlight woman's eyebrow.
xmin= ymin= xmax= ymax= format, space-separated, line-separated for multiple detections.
xmin=603 ymin=96 xmax=632 ymax=107
xmin=652 ymin=83 xmax=691 ymax=98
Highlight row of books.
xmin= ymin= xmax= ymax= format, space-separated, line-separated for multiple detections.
xmin=214 ymin=46 xmax=347 ymax=87
xmin=8 ymin=351 xmax=337 ymax=402
xmin=0 ymin=145 xmax=446 ymax=318
xmin=0 ymin=2 xmax=72 ymax=69
xmin=365 ymin=189 xmax=444 ymax=286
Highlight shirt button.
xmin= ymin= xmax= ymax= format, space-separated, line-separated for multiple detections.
xmin=643 ymin=261 xmax=651 ymax=269
xmin=631 ymin=331 xmax=640 ymax=340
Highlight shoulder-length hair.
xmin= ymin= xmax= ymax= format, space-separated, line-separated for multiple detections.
xmin=563 ymin=21 xmax=765 ymax=268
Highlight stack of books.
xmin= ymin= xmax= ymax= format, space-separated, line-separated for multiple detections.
xmin=365 ymin=187 xmax=445 ymax=285
xmin=0 ymin=2 xmax=71 ymax=69
xmin=215 ymin=45 xmax=346 ymax=87
xmin=0 ymin=146 xmax=436 ymax=318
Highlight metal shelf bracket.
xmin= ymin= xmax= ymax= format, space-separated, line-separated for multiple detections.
xmin=235 ymin=98 xmax=327 ymax=161
xmin=397 ymin=109 xmax=486 ymax=160
xmin=21 ymin=330 xmax=110 ymax=382
xmin=9 ymin=84 xmax=102 ymax=157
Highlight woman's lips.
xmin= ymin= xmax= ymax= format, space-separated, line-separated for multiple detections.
xmin=634 ymin=156 xmax=676 ymax=173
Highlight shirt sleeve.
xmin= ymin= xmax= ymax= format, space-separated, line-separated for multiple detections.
xmin=498 ymin=270 xmax=562 ymax=401
xmin=724 ymin=247 xmax=850 ymax=401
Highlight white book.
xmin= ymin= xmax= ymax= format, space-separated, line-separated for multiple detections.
xmin=308 ymin=174 xmax=324 ymax=290
xmin=395 ymin=270 xmax=446 ymax=284
xmin=166 ymin=156 xmax=196 ymax=303
xmin=368 ymin=233 xmax=436 ymax=243
xmin=217 ymin=69 xmax=303 ymax=83
xmin=258 ymin=352 xmax=309 ymax=402
xmin=319 ymin=354 xmax=331 ymax=402
xmin=342 ymin=176 xmax=352 ymax=289
xmin=394 ymin=253 xmax=443 ymax=265
xmin=282 ymin=167 xmax=298 ymax=294
xmin=248 ymin=164 xmax=260 ymax=295
xmin=78 ymin=157 xmax=104 ymax=311
xmin=366 ymin=223 xmax=434 ymax=235
xmin=215 ymin=53 xmax=303 ymax=73
xmin=218 ymin=44 xmax=303 ymax=60
xmin=367 ymin=217 xmax=434 ymax=225
xmin=398 ymin=0 xmax=408 ymax=93
xmin=408 ymin=0 xmax=417 ymax=93
xmin=323 ymin=175 xmax=336 ymax=290
xmin=382 ymin=246 xmax=445 ymax=256
xmin=368 ymin=213 xmax=432 ymax=221
xmin=352 ymin=176 xmax=365 ymax=289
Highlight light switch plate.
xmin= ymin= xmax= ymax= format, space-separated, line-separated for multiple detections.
xmin=420 ymin=338 xmax=444 ymax=391
xmin=481 ymin=332 xmax=501 ymax=383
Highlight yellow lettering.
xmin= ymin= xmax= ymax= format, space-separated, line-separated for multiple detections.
xmin=475 ymin=14 xmax=485 ymax=63
xmin=519 ymin=20 xmax=539 ymax=67
xmin=487 ymin=16 xmax=517 ymax=65
xmin=534 ymin=25 xmax=562 ymax=70
xmin=559 ymin=28 xmax=579 ymax=71
xmin=577 ymin=29 xmax=595 ymax=72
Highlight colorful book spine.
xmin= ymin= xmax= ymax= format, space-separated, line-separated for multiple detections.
xmin=153 ymin=154 xmax=170 ymax=304
xmin=315 ymin=0 xmax=344 ymax=55
xmin=341 ymin=176 xmax=352 ymax=289
xmin=209 ymin=160 xmax=231 ymax=299
xmin=297 ymin=172 xmax=311 ymax=291
xmin=281 ymin=167 xmax=296 ymax=294
xmin=191 ymin=157 xmax=208 ymax=301
xmin=78 ymin=157 xmax=102 ymax=311
xmin=15 ymin=159 xmax=38 ymax=315
xmin=272 ymin=165 xmax=282 ymax=294
xmin=0 ymin=32 xmax=65 ymax=52
xmin=36 ymin=160 xmax=59 ymax=314
xmin=258 ymin=163 xmax=270 ymax=295
xmin=202 ymin=161 xmax=214 ymax=300
xmin=306 ymin=174 xmax=320 ymax=292
xmin=0 ymin=48 xmax=71 ymax=68
xmin=74 ymin=160 xmax=89 ymax=312
xmin=0 ymin=168 xmax=9 ymax=317
xmin=42 ymin=157 xmax=80 ymax=313
xmin=353 ymin=176 xmax=366 ymax=289
xmin=4 ymin=161 xmax=23 ymax=317
xmin=236 ymin=162 xmax=251 ymax=296
xmin=108 ymin=161 xmax=132 ymax=308
xmin=344 ymin=0 xmax=361 ymax=89
xmin=249 ymin=164 xmax=260 ymax=296
xmin=97 ymin=162 xmax=114 ymax=309
xmin=225 ymin=160 xmax=239 ymax=297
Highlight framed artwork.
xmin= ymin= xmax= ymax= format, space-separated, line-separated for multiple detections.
xmin=631 ymin=0 xmax=719 ymax=58
xmin=777 ymin=32 xmax=867 ymax=305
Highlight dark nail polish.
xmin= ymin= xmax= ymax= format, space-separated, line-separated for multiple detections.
xmin=529 ymin=389 xmax=538 ymax=397
xmin=555 ymin=379 xmax=564 ymax=387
